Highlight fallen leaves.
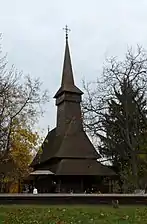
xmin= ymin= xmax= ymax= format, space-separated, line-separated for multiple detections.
xmin=3 ymin=206 xmax=147 ymax=224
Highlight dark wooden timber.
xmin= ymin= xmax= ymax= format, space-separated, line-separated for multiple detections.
xmin=31 ymin=33 xmax=115 ymax=190
xmin=0 ymin=194 xmax=147 ymax=205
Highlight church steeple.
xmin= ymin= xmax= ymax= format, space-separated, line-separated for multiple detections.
xmin=54 ymin=26 xmax=83 ymax=99
xmin=54 ymin=26 xmax=83 ymax=135
xmin=61 ymin=38 xmax=74 ymax=87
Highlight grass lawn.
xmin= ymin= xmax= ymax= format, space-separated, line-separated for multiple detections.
xmin=0 ymin=205 xmax=147 ymax=223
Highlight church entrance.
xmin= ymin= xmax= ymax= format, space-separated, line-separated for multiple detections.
xmin=55 ymin=176 xmax=83 ymax=193
xmin=54 ymin=175 xmax=111 ymax=193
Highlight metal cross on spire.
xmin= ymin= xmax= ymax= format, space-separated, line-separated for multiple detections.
xmin=63 ymin=25 xmax=71 ymax=40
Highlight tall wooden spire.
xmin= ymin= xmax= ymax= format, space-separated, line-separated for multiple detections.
xmin=54 ymin=27 xmax=83 ymax=99
xmin=61 ymin=25 xmax=74 ymax=87
xmin=54 ymin=27 xmax=83 ymax=135
xmin=61 ymin=37 xmax=74 ymax=87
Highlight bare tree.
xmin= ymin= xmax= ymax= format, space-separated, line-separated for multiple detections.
xmin=82 ymin=46 xmax=147 ymax=190
xmin=0 ymin=39 xmax=49 ymax=156
xmin=83 ymin=45 xmax=147 ymax=138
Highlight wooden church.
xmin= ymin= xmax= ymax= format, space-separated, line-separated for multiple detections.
xmin=30 ymin=29 xmax=115 ymax=193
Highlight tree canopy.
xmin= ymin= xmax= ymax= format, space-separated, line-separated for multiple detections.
xmin=0 ymin=37 xmax=49 ymax=187
xmin=83 ymin=46 xmax=147 ymax=191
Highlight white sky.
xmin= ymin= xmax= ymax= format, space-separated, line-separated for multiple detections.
xmin=1 ymin=0 xmax=147 ymax=136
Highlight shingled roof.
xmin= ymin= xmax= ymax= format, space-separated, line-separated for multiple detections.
xmin=31 ymin=128 xmax=100 ymax=167
xmin=55 ymin=159 xmax=115 ymax=176
xmin=55 ymin=130 xmax=100 ymax=159
xmin=31 ymin=128 xmax=60 ymax=166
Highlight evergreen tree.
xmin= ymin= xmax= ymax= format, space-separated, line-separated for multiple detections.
xmin=83 ymin=46 xmax=147 ymax=191
xmin=98 ymin=79 xmax=147 ymax=190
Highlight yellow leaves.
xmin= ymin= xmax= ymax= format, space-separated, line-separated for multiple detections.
xmin=9 ymin=182 xmax=19 ymax=193
xmin=7 ymin=118 xmax=42 ymax=181
xmin=138 ymin=153 xmax=147 ymax=160
xmin=3 ymin=176 xmax=10 ymax=183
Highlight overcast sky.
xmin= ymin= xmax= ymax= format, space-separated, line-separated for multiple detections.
xmin=1 ymin=0 xmax=147 ymax=135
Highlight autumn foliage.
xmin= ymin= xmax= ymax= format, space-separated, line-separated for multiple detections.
xmin=0 ymin=36 xmax=49 ymax=191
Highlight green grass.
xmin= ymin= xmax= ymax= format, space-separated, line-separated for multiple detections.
xmin=0 ymin=205 xmax=147 ymax=223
